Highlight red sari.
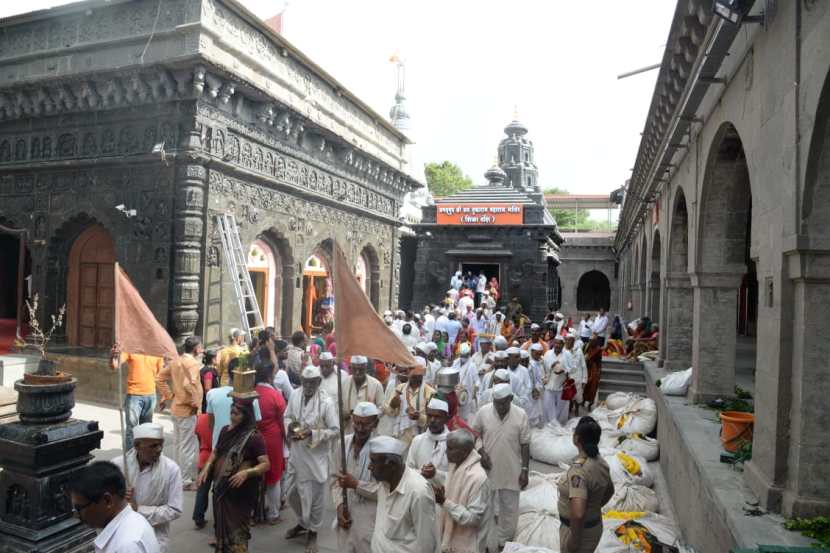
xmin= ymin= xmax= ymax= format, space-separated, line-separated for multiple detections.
xmin=254 ymin=384 xmax=286 ymax=486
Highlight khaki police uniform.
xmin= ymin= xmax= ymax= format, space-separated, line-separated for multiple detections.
xmin=557 ymin=455 xmax=614 ymax=553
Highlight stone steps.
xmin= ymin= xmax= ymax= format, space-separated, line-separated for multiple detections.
xmin=598 ymin=357 xmax=647 ymax=398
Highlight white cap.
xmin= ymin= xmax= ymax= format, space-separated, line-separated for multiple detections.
xmin=554 ymin=335 xmax=565 ymax=342
xmin=493 ymin=383 xmax=513 ymax=400
xmin=479 ymin=336 xmax=492 ymax=344
xmin=494 ymin=351 xmax=508 ymax=360
xmin=555 ymin=312 xmax=564 ymax=319
xmin=493 ymin=368 xmax=511 ymax=382
xmin=415 ymin=342 xmax=428 ymax=353
xmin=383 ymin=310 xmax=393 ymax=317
xmin=414 ymin=357 xmax=427 ymax=368
xmin=133 ymin=422 xmax=164 ymax=441
xmin=230 ymin=328 xmax=246 ymax=338
xmin=494 ymin=336 xmax=508 ymax=348
xmin=425 ymin=342 xmax=438 ymax=353
xmin=350 ymin=355 xmax=368 ymax=364
xmin=368 ymin=436 xmax=407 ymax=456
xmin=459 ymin=343 xmax=471 ymax=355
xmin=530 ymin=323 xmax=541 ymax=331
xmin=353 ymin=401 xmax=380 ymax=417
xmin=506 ymin=346 xmax=521 ymax=355
xmin=319 ymin=352 xmax=334 ymax=361
xmin=426 ymin=398 xmax=449 ymax=413
xmin=520 ymin=350 xmax=530 ymax=359
xmin=302 ymin=365 xmax=321 ymax=379
xmin=529 ymin=343 xmax=544 ymax=352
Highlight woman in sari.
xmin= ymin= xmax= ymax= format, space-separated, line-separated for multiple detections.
xmin=582 ymin=336 xmax=603 ymax=411
xmin=197 ymin=399 xmax=270 ymax=552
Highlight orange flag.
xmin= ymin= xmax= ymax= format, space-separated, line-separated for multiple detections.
xmin=114 ymin=264 xmax=178 ymax=360
xmin=332 ymin=241 xmax=417 ymax=367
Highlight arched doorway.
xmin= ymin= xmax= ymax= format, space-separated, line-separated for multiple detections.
xmin=639 ymin=233 xmax=649 ymax=316
xmin=301 ymin=245 xmax=333 ymax=336
xmin=67 ymin=225 xmax=116 ymax=348
xmin=576 ymin=270 xmax=610 ymax=311
xmin=693 ymin=122 xmax=755 ymax=401
xmin=663 ymin=188 xmax=692 ymax=369
xmin=650 ymin=230 xmax=661 ymax=325
xmin=247 ymin=240 xmax=277 ymax=330
xmin=359 ymin=245 xmax=381 ymax=311
xmin=0 ymin=223 xmax=31 ymax=353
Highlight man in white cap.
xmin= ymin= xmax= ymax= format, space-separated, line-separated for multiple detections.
xmin=423 ymin=306 xmax=436 ymax=336
xmin=406 ymin=398 xmax=450 ymax=486
xmin=343 ymin=355 xmax=384 ymax=432
xmin=434 ymin=429 xmax=494 ymax=553
xmin=564 ymin=333 xmax=587 ymax=418
xmin=477 ymin=368 xmax=511 ymax=408
xmin=333 ymin=402 xmax=381 ymax=553
xmin=384 ymin=359 xmax=435 ymax=449
xmin=554 ymin=312 xmax=565 ymax=337
xmin=591 ymin=307 xmax=609 ymax=347
xmin=471 ymin=383 xmax=530 ymax=550
xmin=378 ymin=364 xmax=410 ymax=437
xmin=424 ymin=342 xmax=442 ymax=386
xmin=492 ymin=333 xmax=508 ymax=352
xmin=542 ymin=336 xmax=572 ymax=424
xmin=471 ymin=309 xmax=488 ymax=350
xmin=284 ymin=365 xmax=340 ymax=552
xmin=369 ymin=436 xmax=437 ymax=553
xmin=451 ymin=343 xmax=479 ymax=420
xmin=112 ymin=422 xmax=182 ymax=553
xmin=526 ymin=343 xmax=546 ymax=428
xmin=470 ymin=337 xmax=493 ymax=373
xmin=505 ymin=347 xmax=532 ymax=410
xmin=319 ymin=351 xmax=350 ymax=400
xmin=521 ymin=323 xmax=549 ymax=353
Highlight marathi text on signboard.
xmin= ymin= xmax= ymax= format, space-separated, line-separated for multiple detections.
xmin=436 ymin=203 xmax=524 ymax=225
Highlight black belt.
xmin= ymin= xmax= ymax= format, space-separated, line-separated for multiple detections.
xmin=559 ymin=516 xmax=601 ymax=529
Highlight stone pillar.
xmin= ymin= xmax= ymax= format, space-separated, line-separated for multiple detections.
xmin=170 ymin=163 xmax=206 ymax=343
xmin=662 ymin=273 xmax=693 ymax=370
xmin=764 ymin=250 xmax=830 ymax=517
xmin=689 ymin=272 xmax=741 ymax=402
xmin=650 ymin=276 xmax=660 ymax=324
xmin=631 ymin=284 xmax=642 ymax=317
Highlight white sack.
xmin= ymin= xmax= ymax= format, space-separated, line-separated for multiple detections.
xmin=615 ymin=398 xmax=658 ymax=435
xmin=530 ymin=424 xmax=579 ymax=465
xmin=602 ymin=482 xmax=659 ymax=513
xmin=515 ymin=511 xmax=561 ymax=551
xmin=502 ymin=543 xmax=557 ymax=553
xmin=520 ymin=472 xmax=561 ymax=513
xmin=597 ymin=513 xmax=680 ymax=553
xmin=604 ymin=392 xmax=640 ymax=411
xmin=604 ymin=452 xmax=654 ymax=488
xmin=617 ymin=434 xmax=659 ymax=462
xmin=659 ymin=367 xmax=693 ymax=396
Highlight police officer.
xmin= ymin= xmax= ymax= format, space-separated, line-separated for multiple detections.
xmin=557 ymin=416 xmax=614 ymax=553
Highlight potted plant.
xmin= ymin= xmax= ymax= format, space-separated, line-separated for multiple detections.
xmin=22 ymin=293 xmax=68 ymax=384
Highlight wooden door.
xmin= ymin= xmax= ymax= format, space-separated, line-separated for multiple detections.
xmin=68 ymin=225 xmax=115 ymax=348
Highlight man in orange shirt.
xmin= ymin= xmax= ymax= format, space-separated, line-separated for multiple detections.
xmin=157 ymin=335 xmax=204 ymax=490
xmin=110 ymin=344 xmax=165 ymax=450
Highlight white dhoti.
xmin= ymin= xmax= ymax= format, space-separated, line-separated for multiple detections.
xmin=526 ymin=395 xmax=544 ymax=428
xmin=288 ymin=478 xmax=325 ymax=532
xmin=172 ymin=415 xmax=197 ymax=485
xmin=336 ymin=499 xmax=376 ymax=553
xmin=543 ymin=390 xmax=570 ymax=425
xmin=492 ymin=488 xmax=519 ymax=547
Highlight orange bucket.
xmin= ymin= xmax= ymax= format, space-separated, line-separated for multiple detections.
xmin=720 ymin=411 xmax=754 ymax=452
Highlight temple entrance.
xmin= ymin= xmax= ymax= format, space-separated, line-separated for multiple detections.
xmin=247 ymin=240 xmax=278 ymax=330
xmin=576 ymin=270 xmax=610 ymax=311
xmin=67 ymin=225 xmax=116 ymax=348
xmin=301 ymin=252 xmax=333 ymax=336
xmin=0 ymin=228 xmax=30 ymax=353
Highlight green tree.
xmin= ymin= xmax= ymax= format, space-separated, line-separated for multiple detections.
xmin=425 ymin=161 xmax=474 ymax=197
xmin=544 ymin=187 xmax=591 ymax=230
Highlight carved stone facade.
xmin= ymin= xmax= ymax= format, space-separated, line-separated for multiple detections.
xmin=0 ymin=0 xmax=418 ymax=345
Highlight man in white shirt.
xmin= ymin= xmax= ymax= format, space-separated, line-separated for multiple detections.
xmin=333 ymin=402 xmax=381 ymax=553
xmin=284 ymin=365 xmax=340 ymax=551
xmin=383 ymin=360 xmax=436 ymax=448
xmin=425 ymin=342 xmax=443 ymax=386
xmin=471 ymin=384 xmax=530 ymax=550
xmin=434 ymin=429 xmax=494 ymax=553
xmin=565 ymin=333 xmax=587 ymax=417
xmin=406 ymin=398 xmax=450 ymax=486
xmin=505 ymin=347 xmax=532 ymax=410
xmin=69 ymin=460 xmax=160 ymax=553
xmin=526 ymin=344 xmax=546 ymax=428
xmin=458 ymin=292 xmax=475 ymax=314
xmin=319 ymin=351 xmax=349 ymax=400
xmin=369 ymin=436 xmax=437 ymax=553
xmin=343 ymin=356 xmax=385 ymax=432
xmin=400 ymin=323 xmax=421 ymax=349
xmin=451 ymin=343 xmax=479 ymax=420
xmin=470 ymin=309 xmax=488 ymax=350
xmin=451 ymin=270 xmax=463 ymax=291
xmin=112 ymin=423 xmax=182 ymax=553
xmin=591 ymin=307 xmax=609 ymax=347
xmin=445 ymin=312 xmax=463 ymax=347
xmin=578 ymin=314 xmax=593 ymax=342
xmin=475 ymin=271 xmax=487 ymax=307
xmin=542 ymin=336 xmax=573 ymax=424
xmin=470 ymin=337 xmax=493 ymax=373
xmin=434 ymin=309 xmax=449 ymax=336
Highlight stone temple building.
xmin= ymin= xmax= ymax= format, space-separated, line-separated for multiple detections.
xmin=0 ymin=0 xmax=419 ymax=390
xmin=402 ymin=119 xmax=563 ymax=321
xmin=613 ymin=0 xmax=830 ymax=549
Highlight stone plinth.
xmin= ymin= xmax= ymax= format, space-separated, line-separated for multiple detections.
xmin=0 ymin=375 xmax=103 ymax=553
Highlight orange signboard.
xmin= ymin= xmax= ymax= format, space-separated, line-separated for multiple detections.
xmin=436 ymin=203 xmax=524 ymax=225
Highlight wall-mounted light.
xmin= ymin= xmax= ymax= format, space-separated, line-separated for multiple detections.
xmin=713 ymin=0 xmax=764 ymax=25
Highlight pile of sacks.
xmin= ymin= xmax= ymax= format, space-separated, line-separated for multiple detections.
xmin=509 ymin=393 xmax=678 ymax=552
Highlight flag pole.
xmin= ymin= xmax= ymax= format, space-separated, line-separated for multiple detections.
xmin=113 ymin=262 xmax=130 ymax=485
xmin=333 ymin=238 xmax=349 ymax=514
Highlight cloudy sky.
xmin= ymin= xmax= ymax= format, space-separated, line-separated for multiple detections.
xmin=2 ymin=0 xmax=676 ymax=197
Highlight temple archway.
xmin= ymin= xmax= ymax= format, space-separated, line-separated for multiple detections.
xmin=650 ymin=230 xmax=661 ymax=325
xmin=247 ymin=240 xmax=278 ymax=330
xmin=0 ymin=220 xmax=31 ymax=353
xmin=360 ymin=245 xmax=381 ymax=311
xmin=67 ymin=224 xmax=116 ymax=348
xmin=576 ymin=270 xmax=610 ymax=311
xmin=301 ymin=243 xmax=333 ymax=336
xmin=639 ymin=232 xmax=649 ymax=315
xmin=662 ymin=187 xmax=692 ymax=369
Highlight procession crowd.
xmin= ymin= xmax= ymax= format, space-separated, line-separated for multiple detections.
xmin=67 ymin=280 xmax=630 ymax=553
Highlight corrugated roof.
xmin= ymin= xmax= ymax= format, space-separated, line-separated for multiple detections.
xmin=435 ymin=185 xmax=536 ymax=205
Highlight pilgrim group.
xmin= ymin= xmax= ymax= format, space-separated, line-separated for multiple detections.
xmin=67 ymin=291 xmax=617 ymax=553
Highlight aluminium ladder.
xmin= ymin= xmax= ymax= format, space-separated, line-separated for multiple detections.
xmin=215 ymin=213 xmax=264 ymax=339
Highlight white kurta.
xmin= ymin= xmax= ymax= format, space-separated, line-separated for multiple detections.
xmin=406 ymin=428 xmax=449 ymax=486
xmin=426 ymin=360 xmax=442 ymax=387
xmin=321 ymin=370 xmax=352 ymax=405
xmin=94 ymin=504 xmax=160 ymax=553
xmin=113 ymin=453 xmax=182 ymax=553
xmin=451 ymin=357 xmax=480 ymax=420
xmin=440 ymin=450 xmax=493 ymax=553
xmin=284 ymin=390 xmax=340 ymax=483
xmin=331 ymin=434 xmax=379 ymax=553
xmin=371 ymin=467 xmax=438 ymax=553
xmin=525 ymin=358 xmax=545 ymax=427
xmin=505 ymin=364 xmax=532 ymax=410
xmin=471 ymin=404 xmax=530 ymax=492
